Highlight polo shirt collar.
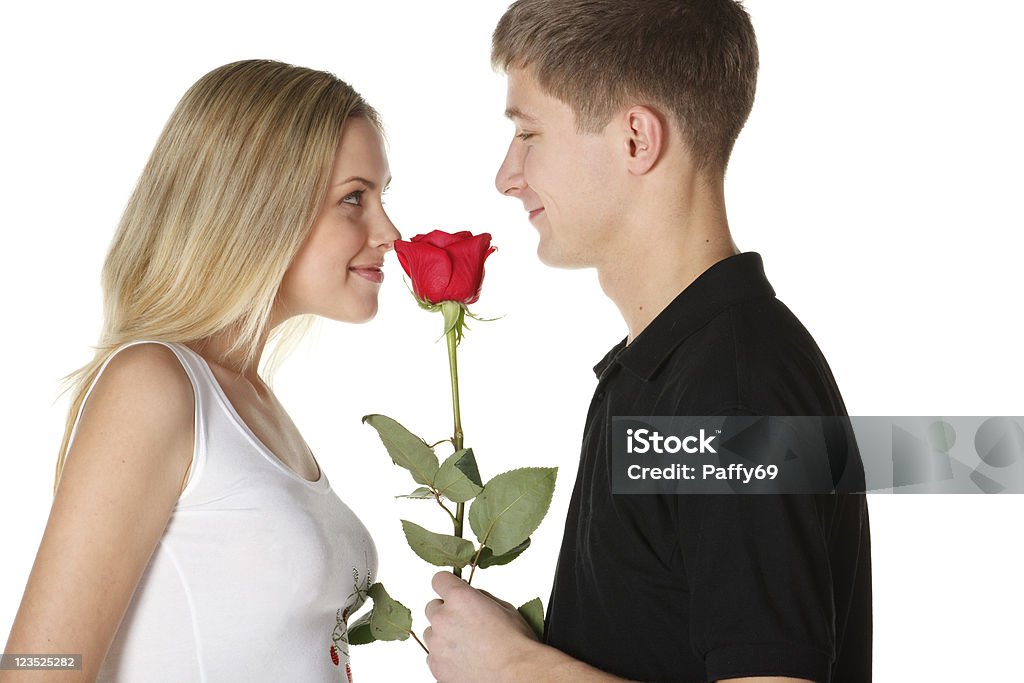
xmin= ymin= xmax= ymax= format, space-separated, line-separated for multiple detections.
xmin=592 ymin=252 xmax=776 ymax=382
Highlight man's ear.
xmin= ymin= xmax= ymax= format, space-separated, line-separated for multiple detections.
xmin=622 ymin=105 xmax=664 ymax=175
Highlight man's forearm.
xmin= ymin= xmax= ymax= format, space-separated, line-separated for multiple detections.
xmin=510 ymin=640 xmax=639 ymax=683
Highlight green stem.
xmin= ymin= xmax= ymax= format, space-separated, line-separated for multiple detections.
xmin=409 ymin=629 xmax=429 ymax=654
xmin=445 ymin=320 xmax=466 ymax=578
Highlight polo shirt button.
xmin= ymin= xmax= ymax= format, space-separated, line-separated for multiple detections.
xmin=596 ymin=390 xmax=606 ymax=401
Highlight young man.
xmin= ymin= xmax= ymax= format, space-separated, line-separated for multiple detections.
xmin=423 ymin=2 xmax=872 ymax=682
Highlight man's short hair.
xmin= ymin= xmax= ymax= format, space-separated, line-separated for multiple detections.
xmin=492 ymin=0 xmax=759 ymax=174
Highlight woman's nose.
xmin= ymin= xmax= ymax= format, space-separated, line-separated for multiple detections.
xmin=376 ymin=213 xmax=402 ymax=250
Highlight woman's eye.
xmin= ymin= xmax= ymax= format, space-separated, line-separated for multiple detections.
xmin=515 ymin=132 xmax=534 ymax=142
xmin=342 ymin=190 xmax=363 ymax=206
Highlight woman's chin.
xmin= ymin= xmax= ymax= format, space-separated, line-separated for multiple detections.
xmin=331 ymin=302 xmax=379 ymax=325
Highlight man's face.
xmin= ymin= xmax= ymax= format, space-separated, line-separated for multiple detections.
xmin=495 ymin=68 xmax=622 ymax=269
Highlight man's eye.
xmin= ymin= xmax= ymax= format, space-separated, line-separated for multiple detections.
xmin=342 ymin=190 xmax=363 ymax=206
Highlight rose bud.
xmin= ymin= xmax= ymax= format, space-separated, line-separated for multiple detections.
xmin=394 ymin=230 xmax=497 ymax=305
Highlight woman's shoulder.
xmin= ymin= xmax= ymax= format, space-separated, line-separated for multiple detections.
xmin=101 ymin=341 xmax=194 ymax=395
xmin=66 ymin=341 xmax=196 ymax=483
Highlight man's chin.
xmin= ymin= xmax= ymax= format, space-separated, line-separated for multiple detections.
xmin=536 ymin=242 xmax=589 ymax=270
xmin=535 ymin=242 xmax=562 ymax=268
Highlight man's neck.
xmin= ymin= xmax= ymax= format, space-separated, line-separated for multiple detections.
xmin=595 ymin=184 xmax=739 ymax=345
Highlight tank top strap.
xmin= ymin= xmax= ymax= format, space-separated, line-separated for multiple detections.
xmin=65 ymin=340 xmax=209 ymax=499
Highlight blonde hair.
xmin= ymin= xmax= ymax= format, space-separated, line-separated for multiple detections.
xmin=52 ymin=59 xmax=380 ymax=494
xmin=492 ymin=0 xmax=758 ymax=173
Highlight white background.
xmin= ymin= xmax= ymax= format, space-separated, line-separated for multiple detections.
xmin=1 ymin=1 xmax=1022 ymax=680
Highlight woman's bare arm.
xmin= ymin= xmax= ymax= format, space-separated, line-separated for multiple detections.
xmin=2 ymin=344 xmax=195 ymax=682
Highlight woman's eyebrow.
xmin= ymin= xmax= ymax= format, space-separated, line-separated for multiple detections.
xmin=334 ymin=175 xmax=379 ymax=189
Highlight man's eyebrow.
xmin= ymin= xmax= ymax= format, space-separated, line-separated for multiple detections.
xmin=504 ymin=106 xmax=540 ymax=124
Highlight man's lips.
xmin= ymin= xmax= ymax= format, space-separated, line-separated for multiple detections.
xmin=528 ymin=207 xmax=545 ymax=220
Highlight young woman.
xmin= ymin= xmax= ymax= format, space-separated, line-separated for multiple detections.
xmin=2 ymin=60 xmax=399 ymax=682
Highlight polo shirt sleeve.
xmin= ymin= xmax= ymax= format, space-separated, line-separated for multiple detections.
xmin=675 ymin=491 xmax=837 ymax=682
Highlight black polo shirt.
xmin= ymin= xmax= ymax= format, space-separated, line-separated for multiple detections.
xmin=544 ymin=252 xmax=872 ymax=683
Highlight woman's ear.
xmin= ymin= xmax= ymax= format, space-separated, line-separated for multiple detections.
xmin=622 ymin=105 xmax=664 ymax=175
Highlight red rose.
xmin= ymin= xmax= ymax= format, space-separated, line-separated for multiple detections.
xmin=394 ymin=230 xmax=497 ymax=305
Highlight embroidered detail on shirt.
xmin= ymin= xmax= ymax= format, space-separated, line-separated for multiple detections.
xmin=330 ymin=552 xmax=374 ymax=677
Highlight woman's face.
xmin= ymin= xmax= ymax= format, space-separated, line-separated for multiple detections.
xmin=277 ymin=116 xmax=400 ymax=324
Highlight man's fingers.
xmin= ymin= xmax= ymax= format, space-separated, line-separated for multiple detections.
xmin=424 ymin=598 xmax=444 ymax=622
xmin=431 ymin=569 xmax=466 ymax=597
xmin=477 ymin=588 xmax=515 ymax=610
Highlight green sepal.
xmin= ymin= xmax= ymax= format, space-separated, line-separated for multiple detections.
xmin=439 ymin=300 xmax=467 ymax=345
xmin=401 ymin=274 xmax=500 ymax=340
xmin=465 ymin=309 xmax=504 ymax=323
xmin=403 ymin=275 xmax=441 ymax=313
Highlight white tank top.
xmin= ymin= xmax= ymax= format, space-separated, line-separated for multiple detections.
xmin=63 ymin=340 xmax=377 ymax=682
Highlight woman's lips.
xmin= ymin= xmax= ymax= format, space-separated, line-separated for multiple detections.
xmin=350 ymin=267 xmax=384 ymax=284
xmin=528 ymin=207 xmax=545 ymax=220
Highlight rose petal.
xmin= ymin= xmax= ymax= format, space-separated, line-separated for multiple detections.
xmin=444 ymin=233 xmax=496 ymax=304
xmin=394 ymin=240 xmax=453 ymax=304
xmin=412 ymin=229 xmax=474 ymax=249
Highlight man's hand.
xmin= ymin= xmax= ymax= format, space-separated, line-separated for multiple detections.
xmin=423 ymin=571 xmax=539 ymax=683
xmin=422 ymin=571 xmax=814 ymax=683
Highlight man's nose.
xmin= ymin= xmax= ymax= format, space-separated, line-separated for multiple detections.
xmin=495 ymin=141 xmax=525 ymax=197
